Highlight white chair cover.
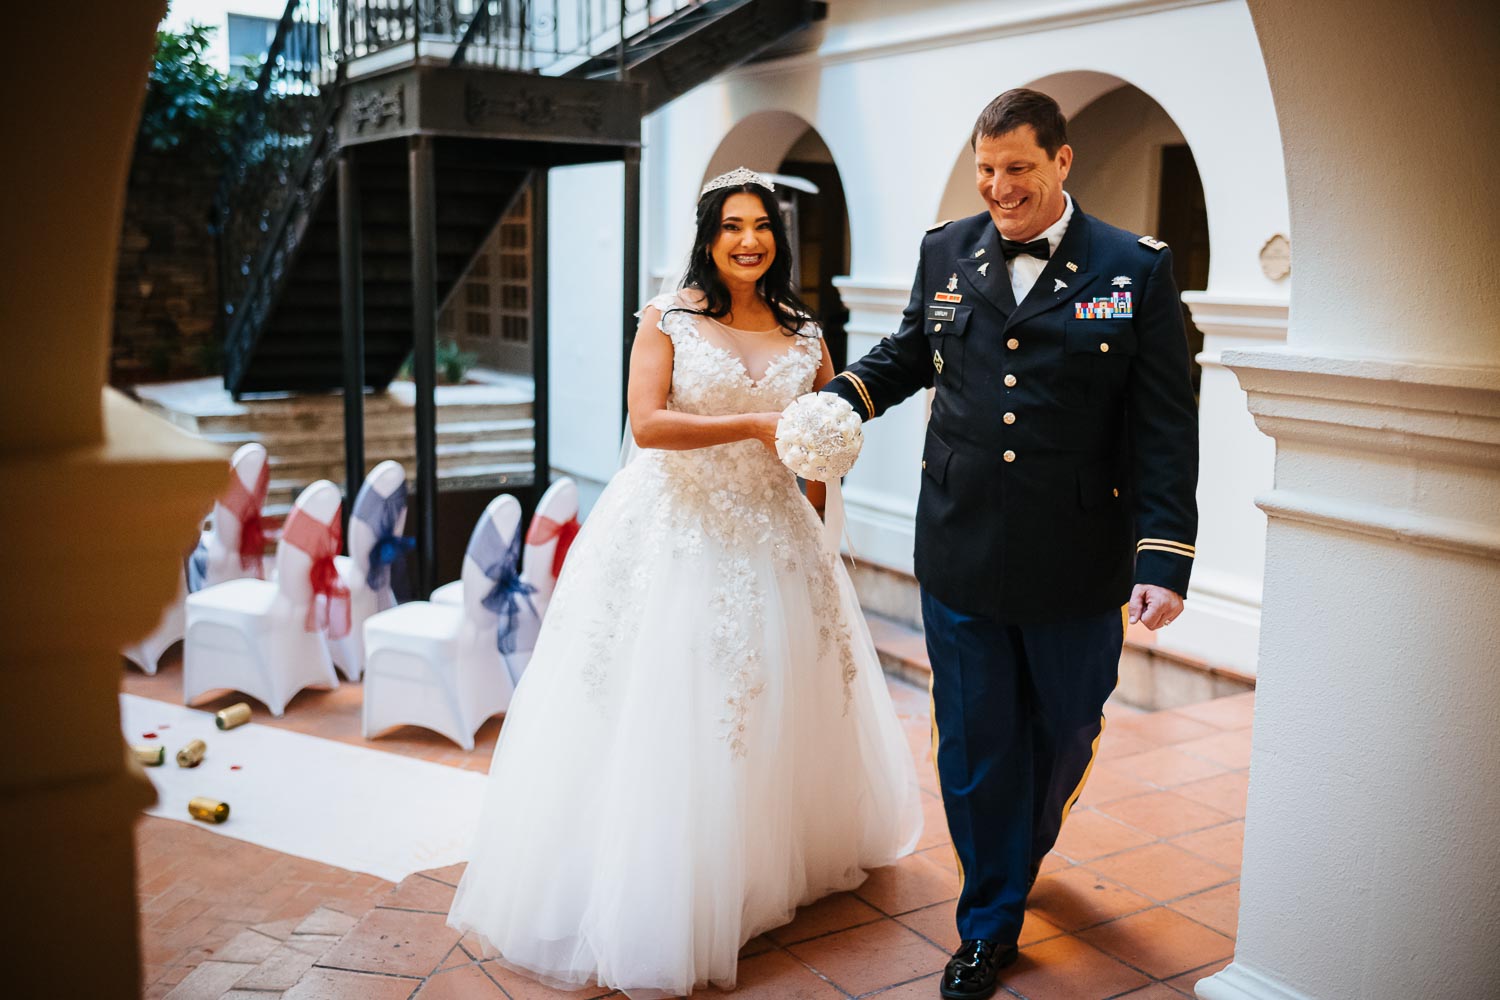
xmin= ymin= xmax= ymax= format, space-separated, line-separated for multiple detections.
xmin=123 ymin=443 xmax=270 ymax=674
xmin=328 ymin=461 xmax=410 ymax=681
xmin=121 ymin=566 xmax=189 ymax=676
xmin=430 ymin=477 xmax=579 ymax=685
xmin=361 ymin=494 xmax=521 ymax=750
xmin=191 ymin=442 xmax=270 ymax=591
xmin=182 ymin=480 xmax=343 ymax=716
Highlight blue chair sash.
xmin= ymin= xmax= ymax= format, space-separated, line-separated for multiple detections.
xmin=471 ymin=514 xmax=536 ymax=656
xmin=354 ymin=481 xmax=415 ymax=594
xmin=187 ymin=536 xmax=209 ymax=593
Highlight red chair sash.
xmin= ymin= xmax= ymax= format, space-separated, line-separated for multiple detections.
xmin=281 ymin=506 xmax=351 ymax=639
xmin=221 ymin=462 xmax=270 ymax=577
xmin=526 ymin=513 xmax=580 ymax=579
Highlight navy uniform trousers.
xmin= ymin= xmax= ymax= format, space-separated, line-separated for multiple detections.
xmin=922 ymin=590 xmax=1124 ymax=943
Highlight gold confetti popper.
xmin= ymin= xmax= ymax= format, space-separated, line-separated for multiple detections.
xmin=188 ymin=797 xmax=230 ymax=824
xmin=215 ymin=703 xmax=252 ymax=730
xmin=132 ymin=744 xmax=164 ymax=767
xmin=176 ymin=739 xmax=207 ymax=768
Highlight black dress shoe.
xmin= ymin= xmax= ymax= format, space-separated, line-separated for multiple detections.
xmin=939 ymin=938 xmax=1019 ymax=999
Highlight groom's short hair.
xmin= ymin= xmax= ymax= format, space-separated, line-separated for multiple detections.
xmin=971 ymin=89 xmax=1069 ymax=157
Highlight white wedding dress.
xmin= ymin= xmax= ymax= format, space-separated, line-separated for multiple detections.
xmin=447 ymin=291 xmax=923 ymax=998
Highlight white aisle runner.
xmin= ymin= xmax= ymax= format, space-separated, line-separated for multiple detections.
xmin=121 ymin=694 xmax=486 ymax=882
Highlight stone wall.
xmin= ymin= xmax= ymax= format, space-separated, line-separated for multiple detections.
xmin=111 ymin=150 xmax=221 ymax=387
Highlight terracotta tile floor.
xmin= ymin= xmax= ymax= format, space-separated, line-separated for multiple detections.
xmin=128 ymin=648 xmax=1250 ymax=999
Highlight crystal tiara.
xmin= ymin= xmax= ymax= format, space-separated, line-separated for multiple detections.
xmin=700 ymin=166 xmax=775 ymax=197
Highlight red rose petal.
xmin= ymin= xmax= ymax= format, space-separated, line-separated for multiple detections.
xmin=142 ymin=732 xmax=157 ymax=739
xmin=230 ymin=765 xmax=242 ymax=771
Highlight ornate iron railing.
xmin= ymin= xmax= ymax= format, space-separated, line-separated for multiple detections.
xmin=213 ymin=0 xmax=343 ymax=389
xmin=451 ymin=0 xmax=710 ymax=72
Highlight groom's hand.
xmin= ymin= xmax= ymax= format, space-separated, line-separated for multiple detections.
xmin=1128 ymin=584 xmax=1184 ymax=630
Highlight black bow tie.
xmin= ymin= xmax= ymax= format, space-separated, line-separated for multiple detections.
xmin=999 ymin=238 xmax=1050 ymax=261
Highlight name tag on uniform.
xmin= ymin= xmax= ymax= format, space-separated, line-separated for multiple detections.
xmin=925 ymin=305 xmax=956 ymax=322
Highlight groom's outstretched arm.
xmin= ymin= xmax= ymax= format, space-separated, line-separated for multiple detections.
xmin=821 ymin=246 xmax=933 ymax=420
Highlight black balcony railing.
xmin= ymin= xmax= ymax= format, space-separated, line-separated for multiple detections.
xmin=451 ymin=0 xmax=708 ymax=72
xmin=212 ymin=0 xmax=344 ymax=389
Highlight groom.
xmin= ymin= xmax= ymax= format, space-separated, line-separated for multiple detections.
xmin=823 ymin=88 xmax=1199 ymax=998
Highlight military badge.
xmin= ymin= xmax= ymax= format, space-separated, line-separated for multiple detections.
xmin=1053 ymin=278 xmax=1067 ymax=293
xmin=978 ymin=262 xmax=990 ymax=277
xmin=946 ymin=273 xmax=959 ymax=292
xmin=1111 ymin=275 xmax=1132 ymax=288
xmin=933 ymin=349 xmax=945 ymax=374
xmin=1074 ymin=292 xmax=1134 ymax=319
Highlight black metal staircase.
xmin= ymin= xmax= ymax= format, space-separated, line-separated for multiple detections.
xmin=214 ymin=0 xmax=825 ymax=396
xmin=211 ymin=0 xmax=825 ymax=594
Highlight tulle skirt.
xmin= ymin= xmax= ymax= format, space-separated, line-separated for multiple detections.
xmin=447 ymin=452 xmax=923 ymax=998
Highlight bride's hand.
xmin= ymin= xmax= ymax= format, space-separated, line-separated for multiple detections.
xmin=746 ymin=412 xmax=782 ymax=454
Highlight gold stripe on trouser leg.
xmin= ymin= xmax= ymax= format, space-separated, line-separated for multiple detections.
xmin=1055 ymin=605 xmax=1128 ymax=830
xmin=928 ymin=668 xmax=965 ymax=887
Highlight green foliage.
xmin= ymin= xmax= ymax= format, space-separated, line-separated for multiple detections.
xmin=138 ymin=21 xmax=256 ymax=163
xmin=399 ymin=340 xmax=481 ymax=385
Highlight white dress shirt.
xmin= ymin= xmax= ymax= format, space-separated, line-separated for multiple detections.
xmin=1008 ymin=192 xmax=1074 ymax=305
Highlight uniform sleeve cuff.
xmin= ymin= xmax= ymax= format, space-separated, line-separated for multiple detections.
xmin=1134 ymin=545 xmax=1193 ymax=597
xmin=823 ymin=372 xmax=874 ymax=420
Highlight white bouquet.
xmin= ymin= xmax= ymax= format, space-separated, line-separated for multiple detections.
xmin=775 ymin=392 xmax=864 ymax=481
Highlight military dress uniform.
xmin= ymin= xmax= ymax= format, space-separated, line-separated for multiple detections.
xmin=822 ymin=199 xmax=1198 ymax=948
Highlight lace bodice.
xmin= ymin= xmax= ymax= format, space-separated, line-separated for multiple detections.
xmin=646 ymin=290 xmax=823 ymax=417
xmin=637 ymin=289 xmax=825 ymax=496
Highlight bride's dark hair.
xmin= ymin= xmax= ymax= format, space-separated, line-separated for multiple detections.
xmin=668 ymin=181 xmax=815 ymax=338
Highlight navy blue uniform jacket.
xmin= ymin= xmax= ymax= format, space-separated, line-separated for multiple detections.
xmin=824 ymin=207 xmax=1199 ymax=622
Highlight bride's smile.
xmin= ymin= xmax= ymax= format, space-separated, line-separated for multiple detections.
xmin=710 ymin=192 xmax=777 ymax=285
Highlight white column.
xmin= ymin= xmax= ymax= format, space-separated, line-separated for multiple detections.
xmin=1199 ymin=2 xmax=1500 ymax=997
xmin=1163 ymin=294 xmax=1287 ymax=676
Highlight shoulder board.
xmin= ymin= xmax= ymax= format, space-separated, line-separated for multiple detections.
xmin=1138 ymin=235 xmax=1168 ymax=251
xmin=926 ymin=219 xmax=955 ymax=233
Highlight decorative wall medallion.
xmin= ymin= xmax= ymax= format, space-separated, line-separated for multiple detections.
xmin=1259 ymin=233 xmax=1291 ymax=281
xmin=351 ymin=85 xmax=405 ymax=132
xmin=464 ymin=82 xmax=603 ymax=132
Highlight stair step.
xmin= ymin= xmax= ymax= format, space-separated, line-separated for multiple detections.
xmin=204 ymin=419 xmax=533 ymax=463
xmin=269 ymin=438 xmax=533 ymax=484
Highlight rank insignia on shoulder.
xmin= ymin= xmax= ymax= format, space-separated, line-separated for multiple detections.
xmin=933 ymin=349 xmax=945 ymax=374
xmin=1138 ymin=235 xmax=1168 ymax=251
xmin=927 ymin=219 xmax=955 ymax=232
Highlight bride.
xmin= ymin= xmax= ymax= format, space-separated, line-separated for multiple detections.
xmin=446 ymin=166 xmax=922 ymax=998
